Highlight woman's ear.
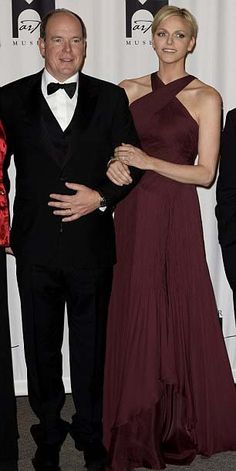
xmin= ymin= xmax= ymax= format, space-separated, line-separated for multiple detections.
xmin=187 ymin=36 xmax=196 ymax=53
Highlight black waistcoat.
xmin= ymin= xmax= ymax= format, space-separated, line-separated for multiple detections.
xmin=41 ymin=96 xmax=72 ymax=168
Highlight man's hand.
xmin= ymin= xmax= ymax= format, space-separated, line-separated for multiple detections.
xmin=107 ymin=160 xmax=133 ymax=186
xmin=48 ymin=182 xmax=101 ymax=222
xmin=5 ymin=246 xmax=14 ymax=255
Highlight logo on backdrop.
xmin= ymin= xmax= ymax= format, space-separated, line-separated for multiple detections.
xmin=125 ymin=0 xmax=168 ymax=46
xmin=11 ymin=0 xmax=55 ymax=46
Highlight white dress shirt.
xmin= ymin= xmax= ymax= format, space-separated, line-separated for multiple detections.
xmin=41 ymin=69 xmax=79 ymax=131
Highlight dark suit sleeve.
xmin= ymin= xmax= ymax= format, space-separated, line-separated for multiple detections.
xmin=96 ymin=87 xmax=143 ymax=207
xmin=216 ymin=110 xmax=236 ymax=247
xmin=0 ymin=89 xmax=12 ymax=195
xmin=216 ymin=109 xmax=236 ymax=295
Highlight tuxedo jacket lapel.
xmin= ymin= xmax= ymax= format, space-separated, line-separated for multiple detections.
xmin=18 ymin=71 xmax=61 ymax=167
xmin=61 ymin=72 xmax=99 ymax=168
xmin=76 ymin=72 xmax=99 ymax=129
xmin=21 ymin=71 xmax=70 ymax=168
xmin=22 ymin=70 xmax=43 ymax=129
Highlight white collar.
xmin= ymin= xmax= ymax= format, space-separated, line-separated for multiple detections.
xmin=42 ymin=69 xmax=79 ymax=92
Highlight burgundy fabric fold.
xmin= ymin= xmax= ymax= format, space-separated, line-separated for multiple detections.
xmin=103 ymin=72 xmax=236 ymax=470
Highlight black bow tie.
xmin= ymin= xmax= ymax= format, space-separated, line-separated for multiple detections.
xmin=47 ymin=82 xmax=77 ymax=98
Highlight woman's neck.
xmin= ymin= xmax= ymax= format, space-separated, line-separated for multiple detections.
xmin=157 ymin=63 xmax=188 ymax=84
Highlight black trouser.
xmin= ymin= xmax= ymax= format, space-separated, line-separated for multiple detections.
xmin=16 ymin=254 xmax=113 ymax=449
xmin=221 ymin=244 xmax=236 ymax=323
xmin=0 ymin=249 xmax=18 ymax=462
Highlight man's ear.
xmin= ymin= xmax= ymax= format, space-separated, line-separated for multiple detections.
xmin=38 ymin=38 xmax=45 ymax=58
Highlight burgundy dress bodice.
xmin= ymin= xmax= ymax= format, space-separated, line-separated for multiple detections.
xmin=130 ymin=73 xmax=198 ymax=164
xmin=0 ymin=121 xmax=10 ymax=246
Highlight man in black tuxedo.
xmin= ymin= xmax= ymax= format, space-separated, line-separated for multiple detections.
xmin=216 ymin=109 xmax=236 ymax=322
xmin=0 ymin=249 xmax=18 ymax=470
xmin=0 ymin=8 xmax=141 ymax=471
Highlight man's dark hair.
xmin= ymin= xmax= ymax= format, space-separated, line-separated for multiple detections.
xmin=40 ymin=8 xmax=87 ymax=40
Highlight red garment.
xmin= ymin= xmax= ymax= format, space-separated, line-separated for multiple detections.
xmin=0 ymin=121 xmax=10 ymax=246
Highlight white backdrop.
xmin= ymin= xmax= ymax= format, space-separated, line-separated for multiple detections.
xmin=0 ymin=0 xmax=236 ymax=395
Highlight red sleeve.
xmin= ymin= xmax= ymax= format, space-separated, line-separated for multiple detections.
xmin=0 ymin=121 xmax=10 ymax=246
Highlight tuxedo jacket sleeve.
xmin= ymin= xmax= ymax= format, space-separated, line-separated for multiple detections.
xmin=94 ymin=85 xmax=143 ymax=207
xmin=216 ymin=109 xmax=236 ymax=248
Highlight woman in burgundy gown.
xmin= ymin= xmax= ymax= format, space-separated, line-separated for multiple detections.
xmin=0 ymin=120 xmax=18 ymax=467
xmin=103 ymin=6 xmax=236 ymax=471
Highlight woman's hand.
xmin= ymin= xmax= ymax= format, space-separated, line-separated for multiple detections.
xmin=114 ymin=143 xmax=149 ymax=170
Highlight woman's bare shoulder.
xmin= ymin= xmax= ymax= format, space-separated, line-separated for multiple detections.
xmin=119 ymin=74 xmax=152 ymax=104
xmin=191 ymin=77 xmax=222 ymax=107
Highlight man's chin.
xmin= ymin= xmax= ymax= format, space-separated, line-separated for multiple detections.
xmin=56 ymin=69 xmax=77 ymax=81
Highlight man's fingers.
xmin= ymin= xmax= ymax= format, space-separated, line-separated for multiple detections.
xmin=5 ymin=246 xmax=14 ymax=255
xmin=62 ymin=213 xmax=80 ymax=222
xmin=65 ymin=182 xmax=82 ymax=191
xmin=108 ymin=167 xmax=132 ymax=185
xmin=49 ymin=193 xmax=73 ymax=202
xmin=108 ymin=177 xmax=123 ymax=186
xmin=52 ymin=208 xmax=73 ymax=216
xmin=48 ymin=201 xmax=71 ymax=209
xmin=108 ymin=175 xmax=131 ymax=186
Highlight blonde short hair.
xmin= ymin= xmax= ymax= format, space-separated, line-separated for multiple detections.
xmin=152 ymin=5 xmax=198 ymax=39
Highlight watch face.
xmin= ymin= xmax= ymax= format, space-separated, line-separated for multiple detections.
xmin=100 ymin=197 xmax=106 ymax=207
